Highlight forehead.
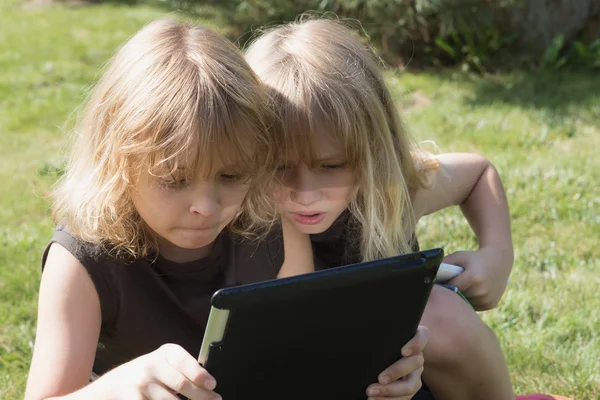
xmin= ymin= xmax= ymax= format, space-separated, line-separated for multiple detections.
xmin=282 ymin=128 xmax=346 ymax=163
xmin=146 ymin=134 xmax=255 ymax=178
xmin=312 ymin=131 xmax=344 ymax=155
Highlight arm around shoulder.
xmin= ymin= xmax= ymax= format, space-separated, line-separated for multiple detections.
xmin=25 ymin=243 xmax=102 ymax=400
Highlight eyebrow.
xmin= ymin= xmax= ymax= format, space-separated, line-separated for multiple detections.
xmin=314 ymin=155 xmax=345 ymax=162
xmin=217 ymin=163 xmax=245 ymax=171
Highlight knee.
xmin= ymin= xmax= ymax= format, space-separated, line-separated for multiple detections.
xmin=420 ymin=285 xmax=492 ymax=366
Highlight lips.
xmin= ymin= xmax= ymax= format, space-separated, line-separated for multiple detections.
xmin=290 ymin=211 xmax=326 ymax=225
xmin=183 ymin=225 xmax=217 ymax=231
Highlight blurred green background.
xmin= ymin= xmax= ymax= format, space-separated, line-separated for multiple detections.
xmin=0 ymin=0 xmax=598 ymax=398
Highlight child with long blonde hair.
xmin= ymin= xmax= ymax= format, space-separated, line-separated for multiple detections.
xmin=25 ymin=18 xmax=427 ymax=400
xmin=245 ymin=18 xmax=516 ymax=400
xmin=25 ymin=18 xmax=275 ymax=400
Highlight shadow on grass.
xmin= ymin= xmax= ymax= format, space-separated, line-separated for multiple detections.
xmin=457 ymin=71 xmax=600 ymax=121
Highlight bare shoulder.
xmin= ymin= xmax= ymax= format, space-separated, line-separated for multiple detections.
xmin=25 ymin=242 xmax=102 ymax=400
xmin=40 ymin=242 xmax=101 ymax=307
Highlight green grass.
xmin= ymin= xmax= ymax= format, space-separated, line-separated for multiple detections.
xmin=0 ymin=1 xmax=598 ymax=398
xmin=395 ymin=72 xmax=600 ymax=398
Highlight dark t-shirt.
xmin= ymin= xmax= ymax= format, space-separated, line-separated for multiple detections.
xmin=41 ymin=225 xmax=285 ymax=375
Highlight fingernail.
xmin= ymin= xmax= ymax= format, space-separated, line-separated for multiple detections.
xmin=367 ymin=387 xmax=380 ymax=396
xmin=205 ymin=378 xmax=217 ymax=390
xmin=379 ymin=374 xmax=390 ymax=384
xmin=402 ymin=347 xmax=412 ymax=357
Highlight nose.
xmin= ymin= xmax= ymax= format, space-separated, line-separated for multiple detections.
xmin=289 ymin=166 xmax=322 ymax=207
xmin=189 ymin=182 xmax=219 ymax=217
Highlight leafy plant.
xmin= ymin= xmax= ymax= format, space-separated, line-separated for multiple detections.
xmin=435 ymin=24 xmax=517 ymax=72
xmin=572 ymin=38 xmax=600 ymax=69
xmin=541 ymin=34 xmax=567 ymax=70
xmin=226 ymin=0 xmax=521 ymax=69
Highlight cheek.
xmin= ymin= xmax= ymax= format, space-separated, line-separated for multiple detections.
xmin=131 ymin=186 xmax=152 ymax=219
xmin=219 ymin=184 xmax=249 ymax=211
xmin=133 ymin=190 xmax=180 ymax=229
xmin=273 ymin=184 xmax=288 ymax=204
xmin=325 ymin=171 xmax=356 ymax=203
xmin=328 ymin=186 xmax=354 ymax=206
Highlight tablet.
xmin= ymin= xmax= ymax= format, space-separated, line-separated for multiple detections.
xmin=435 ymin=262 xmax=464 ymax=283
xmin=198 ymin=248 xmax=443 ymax=400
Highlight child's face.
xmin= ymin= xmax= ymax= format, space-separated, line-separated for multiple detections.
xmin=131 ymin=164 xmax=250 ymax=262
xmin=274 ymin=133 xmax=356 ymax=235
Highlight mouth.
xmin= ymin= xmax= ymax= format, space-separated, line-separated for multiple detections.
xmin=184 ymin=225 xmax=217 ymax=232
xmin=290 ymin=211 xmax=326 ymax=225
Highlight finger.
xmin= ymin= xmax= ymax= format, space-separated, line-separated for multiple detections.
xmin=465 ymin=284 xmax=492 ymax=303
xmin=444 ymin=251 xmax=472 ymax=289
xmin=151 ymin=362 xmax=221 ymax=400
xmin=377 ymin=352 xmax=424 ymax=384
xmin=453 ymin=271 xmax=489 ymax=301
xmin=159 ymin=344 xmax=217 ymax=390
xmin=400 ymin=325 xmax=429 ymax=357
xmin=367 ymin=367 xmax=423 ymax=399
xmin=443 ymin=251 xmax=469 ymax=267
xmin=468 ymin=295 xmax=493 ymax=311
xmin=142 ymin=382 xmax=179 ymax=400
xmin=446 ymin=268 xmax=474 ymax=293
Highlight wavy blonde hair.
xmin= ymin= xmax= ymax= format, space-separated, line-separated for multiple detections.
xmin=53 ymin=18 xmax=277 ymax=259
xmin=245 ymin=17 xmax=438 ymax=262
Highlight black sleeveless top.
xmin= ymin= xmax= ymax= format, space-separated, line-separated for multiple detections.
xmin=41 ymin=224 xmax=285 ymax=375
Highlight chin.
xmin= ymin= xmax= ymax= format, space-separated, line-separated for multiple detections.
xmin=177 ymin=230 xmax=220 ymax=249
xmin=292 ymin=221 xmax=330 ymax=235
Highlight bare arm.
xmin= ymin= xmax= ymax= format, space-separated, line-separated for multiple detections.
xmin=413 ymin=153 xmax=513 ymax=309
xmin=413 ymin=152 xmax=513 ymax=253
xmin=277 ymin=219 xmax=315 ymax=278
xmin=25 ymin=243 xmax=102 ymax=400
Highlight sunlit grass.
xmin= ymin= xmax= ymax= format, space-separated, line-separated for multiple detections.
xmin=1 ymin=1 xmax=598 ymax=398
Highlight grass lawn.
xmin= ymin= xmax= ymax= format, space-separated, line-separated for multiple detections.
xmin=0 ymin=0 xmax=598 ymax=398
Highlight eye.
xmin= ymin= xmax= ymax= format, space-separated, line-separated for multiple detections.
xmin=321 ymin=162 xmax=346 ymax=170
xmin=276 ymin=165 xmax=291 ymax=172
xmin=220 ymin=172 xmax=246 ymax=183
xmin=159 ymin=177 xmax=189 ymax=190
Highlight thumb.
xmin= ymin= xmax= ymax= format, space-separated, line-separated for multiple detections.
xmin=443 ymin=250 xmax=470 ymax=267
xmin=401 ymin=325 xmax=429 ymax=357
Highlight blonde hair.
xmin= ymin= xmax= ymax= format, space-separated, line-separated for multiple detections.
xmin=53 ymin=18 xmax=276 ymax=259
xmin=245 ymin=17 xmax=438 ymax=262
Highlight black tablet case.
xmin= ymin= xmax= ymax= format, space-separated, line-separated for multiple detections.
xmin=204 ymin=248 xmax=442 ymax=400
